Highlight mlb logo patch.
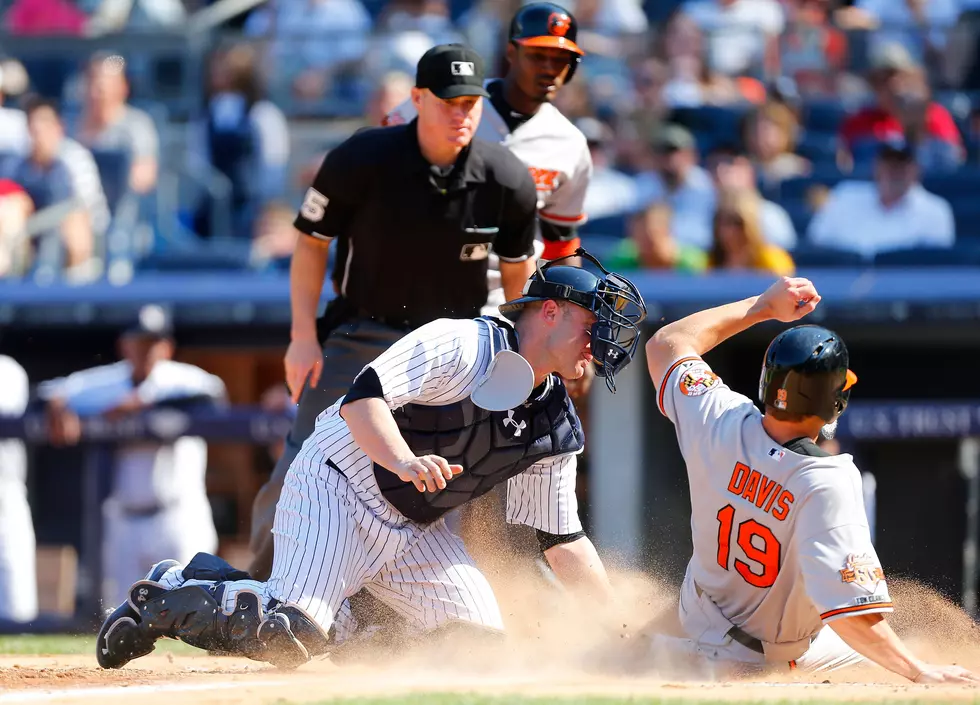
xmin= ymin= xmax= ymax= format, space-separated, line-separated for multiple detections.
xmin=767 ymin=447 xmax=786 ymax=461
xmin=451 ymin=61 xmax=475 ymax=76
xmin=460 ymin=243 xmax=490 ymax=261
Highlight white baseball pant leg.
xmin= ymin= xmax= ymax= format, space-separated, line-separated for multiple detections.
xmin=0 ymin=484 xmax=37 ymax=622
xmin=266 ymin=462 xmax=503 ymax=637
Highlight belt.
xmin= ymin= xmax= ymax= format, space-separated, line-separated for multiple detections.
xmin=694 ymin=581 xmax=765 ymax=655
xmin=120 ymin=503 xmax=172 ymax=518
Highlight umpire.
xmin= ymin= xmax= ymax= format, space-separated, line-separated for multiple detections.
xmin=248 ymin=43 xmax=539 ymax=579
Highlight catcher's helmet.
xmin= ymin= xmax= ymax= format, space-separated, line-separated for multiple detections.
xmin=759 ymin=325 xmax=858 ymax=424
xmin=509 ymin=2 xmax=584 ymax=83
xmin=498 ymin=248 xmax=647 ymax=393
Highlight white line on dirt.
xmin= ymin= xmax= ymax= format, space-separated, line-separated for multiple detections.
xmin=0 ymin=679 xmax=291 ymax=703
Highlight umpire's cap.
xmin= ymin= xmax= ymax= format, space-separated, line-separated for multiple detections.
xmin=759 ymin=325 xmax=857 ymax=423
xmin=509 ymin=2 xmax=584 ymax=81
xmin=416 ymin=44 xmax=490 ymax=100
xmin=499 ymin=248 xmax=647 ymax=393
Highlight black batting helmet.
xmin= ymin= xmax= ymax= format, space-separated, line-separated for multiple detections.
xmin=509 ymin=2 xmax=585 ymax=83
xmin=498 ymin=248 xmax=646 ymax=393
xmin=758 ymin=325 xmax=858 ymax=424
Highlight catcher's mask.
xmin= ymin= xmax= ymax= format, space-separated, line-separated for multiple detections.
xmin=498 ymin=248 xmax=647 ymax=393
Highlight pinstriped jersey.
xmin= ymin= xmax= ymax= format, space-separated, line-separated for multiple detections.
xmin=309 ymin=317 xmax=583 ymax=534
xmin=384 ymin=79 xmax=593 ymax=226
xmin=656 ymin=356 xmax=892 ymax=647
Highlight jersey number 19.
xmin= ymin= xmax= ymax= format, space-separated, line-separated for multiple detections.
xmin=716 ymin=505 xmax=781 ymax=588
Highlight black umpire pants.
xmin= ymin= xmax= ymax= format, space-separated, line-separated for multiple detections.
xmin=248 ymin=317 xmax=406 ymax=579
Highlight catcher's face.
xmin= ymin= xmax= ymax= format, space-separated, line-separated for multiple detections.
xmin=545 ymin=301 xmax=596 ymax=381
xmin=413 ymin=88 xmax=483 ymax=149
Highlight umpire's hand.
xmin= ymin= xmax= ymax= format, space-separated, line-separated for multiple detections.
xmin=392 ymin=455 xmax=464 ymax=493
xmin=285 ymin=338 xmax=323 ymax=404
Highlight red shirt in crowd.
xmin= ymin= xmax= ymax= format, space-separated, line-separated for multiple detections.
xmin=839 ymin=104 xmax=962 ymax=149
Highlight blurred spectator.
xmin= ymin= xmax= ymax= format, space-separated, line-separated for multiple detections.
xmin=807 ymin=139 xmax=955 ymax=257
xmin=577 ymin=116 xmax=638 ymax=219
xmin=839 ymin=43 xmax=963 ymax=172
xmin=836 ymin=0 xmax=960 ymax=68
xmin=369 ymin=0 xmax=465 ymax=79
xmin=4 ymin=0 xmax=87 ymax=34
xmin=708 ymin=188 xmax=795 ymax=275
xmin=189 ymin=43 xmax=290 ymax=238
xmin=249 ymin=201 xmax=297 ymax=271
xmin=0 ymin=63 xmax=29 ymax=154
xmin=633 ymin=123 xmax=716 ymax=248
xmin=651 ymin=9 xmax=763 ymax=107
xmin=0 ymin=355 xmax=33 ymax=622
xmin=12 ymin=97 xmax=94 ymax=277
xmin=681 ymin=0 xmax=785 ymax=78
xmin=777 ymin=0 xmax=849 ymax=97
xmin=607 ymin=202 xmax=708 ymax=271
xmin=0 ymin=179 xmax=34 ymax=277
xmin=74 ymin=54 xmax=159 ymax=194
xmin=38 ymin=305 xmax=226 ymax=609
xmin=459 ymin=0 xmax=525 ymax=75
xmin=364 ymin=71 xmax=414 ymax=127
xmin=741 ymin=101 xmax=811 ymax=188
xmin=245 ymin=0 xmax=371 ymax=101
xmin=705 ymin=144 xmax=798 ymax=249
xmin=85 ymin=0 xmax=185 ymax=34
xmin=573 ymin=0 xmax=650 ymax=35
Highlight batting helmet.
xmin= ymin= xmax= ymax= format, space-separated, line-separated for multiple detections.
xmin=758 ymin=325 xmax=858 ymax=423
xmin=498 ymin=248 xmax=647 ymax=393
xmin=509 ymin=2 xmax=585 ymax=83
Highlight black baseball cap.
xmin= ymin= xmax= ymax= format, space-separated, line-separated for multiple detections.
xmin=415 ymin=44 xmax=490 ymax=100
xmin=877 ymin=136 xmax=915 ymax=162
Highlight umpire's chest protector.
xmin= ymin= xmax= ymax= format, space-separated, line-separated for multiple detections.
xmin=374 ymin=323 xmax=585 ymax=524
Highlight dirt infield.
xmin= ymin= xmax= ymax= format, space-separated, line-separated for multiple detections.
xmin=2 ymin=572 xmax=979 ymax=704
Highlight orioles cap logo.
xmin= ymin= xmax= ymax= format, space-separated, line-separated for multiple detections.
xmin=548 ymin=12 xmax=570 ymax=37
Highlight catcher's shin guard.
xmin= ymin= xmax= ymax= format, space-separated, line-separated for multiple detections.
xmin=96 ymin=559 xmax=180 ymax=669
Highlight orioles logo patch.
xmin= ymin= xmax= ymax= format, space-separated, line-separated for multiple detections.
xmin=679 ymin=368 xmax=720 ymax=397
xmin=840 ymin=553 xmax=885 ymax=593
xmin=548 ymin=12 xmax=571 ymax=37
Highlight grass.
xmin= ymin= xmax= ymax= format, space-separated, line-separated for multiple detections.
xmin=0 ymin=633 xmax=199 ymax=655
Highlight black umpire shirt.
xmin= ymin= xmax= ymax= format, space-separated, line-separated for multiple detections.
xmin=293 ymin=119 xmax=539 ymax=329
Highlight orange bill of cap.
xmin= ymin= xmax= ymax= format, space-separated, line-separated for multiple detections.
xmin=514 ymin=36 xmax=585 ymax=55
xmin=844 ymin=369 xmax=858 ymax=391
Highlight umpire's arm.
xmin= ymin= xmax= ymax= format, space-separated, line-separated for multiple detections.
xmin=493 ymin=152 xmax=540 ymax=302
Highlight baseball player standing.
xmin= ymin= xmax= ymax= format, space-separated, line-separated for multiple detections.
xmin=645 ymin=276 xmax=980 ymax=683
xmin=247 ymin=43 xmax=540 ymax=581
xmin=0 ymin=355 xmax=35 ymax=623
xmin=95 ymin=251 xmax=647 ymax=670
xmin=40 ymin=306 xmax=227 ymax=609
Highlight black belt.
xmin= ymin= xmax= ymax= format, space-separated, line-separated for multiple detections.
xmin=120 ymin=502 xmax=173 ymax=518
xmin=694 ymin=581 xmax=765 ymax=655
xmin=354 ymin=308 xmax=430 ymax=332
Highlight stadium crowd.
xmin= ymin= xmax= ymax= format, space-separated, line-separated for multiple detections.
xmin=0 ymin=0 xmax=979 ymax=282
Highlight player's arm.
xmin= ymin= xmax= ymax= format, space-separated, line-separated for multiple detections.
xmin=339 ymin=320 xmax=482 ymax=492
xmin=507 ymin=453 xmax=612 ymax=600
xmin=538 ymin=140 xmax=592 ymax=261
xmin=646 ymin=276 xmax=821 ymax=392
xmin=494 ymin=156 xmax=540 ymax=302
xmin=286 ymin=138 xmax=363 ymax=402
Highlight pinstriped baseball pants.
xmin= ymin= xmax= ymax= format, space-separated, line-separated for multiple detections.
xmin=266 ymin=459 xmax=504 ymax=637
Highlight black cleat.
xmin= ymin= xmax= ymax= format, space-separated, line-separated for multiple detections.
xmin=257 ymin=612 xmax=310 ymax=670
xmin=95 ymin=559 xmax=180 ymax=669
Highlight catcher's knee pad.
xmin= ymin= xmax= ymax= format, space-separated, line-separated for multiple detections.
xmin=96 ymin=558 xmax=181 ymax=669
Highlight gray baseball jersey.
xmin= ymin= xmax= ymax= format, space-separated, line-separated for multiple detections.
xmin=657 ymin=356 xmax=892 ymax=648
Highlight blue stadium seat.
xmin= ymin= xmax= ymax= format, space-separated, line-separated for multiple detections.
xmin=874 ymin=246 xmax=980 ymax=267
xmin=803 ymin=102 xmax=850 ymax=134
xmin=796 ymin=131 xmax=839 ymax=162
xmin=792 ymin=244 xmax=868 ymax=267
xmin=668 ymin=106 xmax=748 ymax=147
xmin=923 ymin=168 xmax=980 ymax=198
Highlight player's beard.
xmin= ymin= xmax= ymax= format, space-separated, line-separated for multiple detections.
xmin=820 ymin=420 xmax=838 ymax=440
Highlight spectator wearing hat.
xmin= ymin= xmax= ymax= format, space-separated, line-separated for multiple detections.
xmin=807 ymin=138 xmax=955 ymax=258
xmin=38 ymin=305 xmax=227 ymax=609
xmin=839 ymin=43 xmax=963 ymax=172
xmin=633 ymin=123 xmax=716 ymax=249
